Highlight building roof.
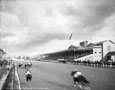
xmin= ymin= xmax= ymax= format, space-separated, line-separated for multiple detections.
xmin=106 ymin=51 xmax=115 ymax=56
xmin=44 ymin=46 xmax=93 ymax=56
xmin=68 ymin=45 xmax=79 ymax=49
xmin=94 ymin=40 xmax=115 ymax=45
xmin=68 ymin=45 xmax=93 ymax=50
xmin=87 ymin=43 xmax=94 ymax=47
xmin=43 ymin=40 xmax=114 ymax=56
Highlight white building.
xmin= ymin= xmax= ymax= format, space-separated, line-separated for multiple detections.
xmin=93 ymin=46 xmax=102 ymax=61
xmin=93 ymin=40 xmax=115 ymax=62
xmin=43 ymin=40 xmax=115 ymax=62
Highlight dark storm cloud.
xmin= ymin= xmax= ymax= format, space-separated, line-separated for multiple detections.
xmin=0 ymin=31 xmax=15 ymax=38
xmin=64 ymin=0 xmax=115 ymax=31
xmin=1 ymin=0 xmax=115 ymax=55
xmin=83 ymin=0 xmax=115 ymax=28
xmin=17 ymin=33 xmax=68 ymax=48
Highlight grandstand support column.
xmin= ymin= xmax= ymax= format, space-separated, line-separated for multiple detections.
xmin=102 ymin=44 xmax=104 ymax=61
xmin=110 ymin=62 xmax=113 ymax=68
xmin=73 ymin=49 xmax=75 ymax=60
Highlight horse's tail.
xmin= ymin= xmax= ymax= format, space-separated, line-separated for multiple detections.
xmin=81 ymin=75 xmax=90 ymax=84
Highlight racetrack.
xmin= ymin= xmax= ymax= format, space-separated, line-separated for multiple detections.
xmin=17 ymin=60 xmax=115 ymax=90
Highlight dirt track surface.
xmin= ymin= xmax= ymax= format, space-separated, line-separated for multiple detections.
xmin=17 ymin=60 xmax=115 ymax=90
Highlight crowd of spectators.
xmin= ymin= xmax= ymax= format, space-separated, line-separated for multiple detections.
xmin=71 ymin=60 xmax=115 ymax=68
xmin=0 ymin=60 xmax=8 ymax=67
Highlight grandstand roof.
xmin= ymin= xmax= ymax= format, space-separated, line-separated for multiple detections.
xmin=44 ymin=46 xmax=93 ymax=55
xmin=43 ymin=40 xmax=114 ymax=55
xmin=68 ymin=45 xmax=79 ymax=49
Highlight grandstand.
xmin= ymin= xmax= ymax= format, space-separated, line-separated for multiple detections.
xmin=42 ymin=40 xmax=115 ymax=62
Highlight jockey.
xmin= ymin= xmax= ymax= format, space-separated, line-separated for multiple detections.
xmin=29 ymin=62 xmax=32 ymax=65
xmin=26 ymin=70 xmax=31 ymax=75
xmin=73 ymin=69 xmax=82 ymax=78
xmin=27 ymin=62 xmax=32 ymax=67
xmin=26 ymin=70 xmax=32 ymax=82
xmin=19 ymin=62 xmax=22 ymax=67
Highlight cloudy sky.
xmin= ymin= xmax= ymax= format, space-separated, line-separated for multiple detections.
xmin=0 ymin=0 xmax=115 ymax=56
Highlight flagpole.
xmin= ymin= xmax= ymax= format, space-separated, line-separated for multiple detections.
xmin=69 ymin=33 xmax=73 ymax=40
xmin=68 ymin=33 xmax=75 ymax=62
xmin=73 ymin=49 xmax=75 ymax=61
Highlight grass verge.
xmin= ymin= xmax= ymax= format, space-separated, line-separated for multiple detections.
xmin=0 ymin=67 xmax=7 ymax=80
xmin=1 ymin=69 xmax=19 ymax=90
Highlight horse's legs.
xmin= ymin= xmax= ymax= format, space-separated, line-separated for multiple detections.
xmin=25 ymin=65 xmax=26 ymax=68
xmin=78 ymin=82 xmax=85 ymax=90
xmin=73 ymin=80 xmax=77 ymax=87
xmin=26 ymin=76 xmax=28 ymax=82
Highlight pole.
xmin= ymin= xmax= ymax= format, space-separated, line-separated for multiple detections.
xmin=0 ymin=0 xmax=2 ymax=49
xmin=73 ymin=49 xmax=75 ymax=62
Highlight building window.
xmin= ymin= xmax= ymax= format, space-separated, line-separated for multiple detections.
xmin=107 ymin=46 xmax=111 ymax=51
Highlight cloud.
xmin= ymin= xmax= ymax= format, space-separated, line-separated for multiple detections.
xmin=1 ymin=12 xmax=21 ymax=31
xmin=0 ymin=29 xmax=15 ymax=38
xmin=33 ymin=39 xmax=80 ymax=54
xmin=0 ymin=0 xmax=115 ymax=56
xmin=92 ymin=14 xmax=115 ymax=42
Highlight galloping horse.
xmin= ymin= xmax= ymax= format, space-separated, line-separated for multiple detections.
xmin=19 ymin=62 xmax=22 ymax=67
xmin=25 ymin=62 xmax=32 ymax=68
xmin=71 ymin=69 xmax=90 ymax=89
xmin=26 ymin=70 xmax=32 ymax=82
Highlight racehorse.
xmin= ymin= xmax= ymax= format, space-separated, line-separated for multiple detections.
xmin=25 ymin=62 xmax=32 ymax=68
xmin=19 ymin=63 xmax=22 ymax=67
xmin=28 ymin=62 xmax=32 ymax=67
xmin=71 ymin=69 xmax=90 ymax=90
xmin=26 ymin=70 xmax=32 ymax=82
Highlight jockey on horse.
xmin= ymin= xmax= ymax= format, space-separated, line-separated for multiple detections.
xmin=25 ymin=69 xmax=32 ymax=82
xmin=71 ymin=69 xmax=90 ymax=89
